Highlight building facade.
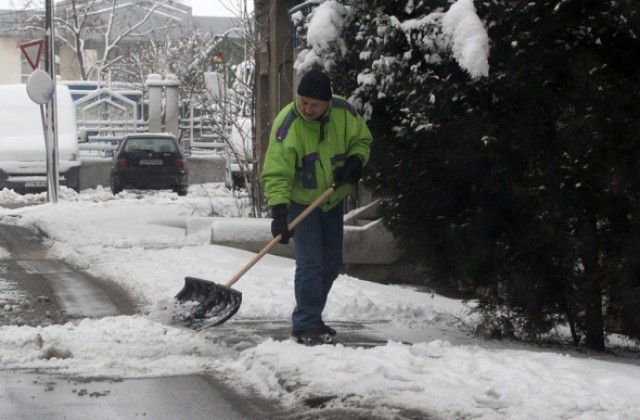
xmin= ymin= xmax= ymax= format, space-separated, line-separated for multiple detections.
xmin=0 ymin=1 xmax=240 ymax=85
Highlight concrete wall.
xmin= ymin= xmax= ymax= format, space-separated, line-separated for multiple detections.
xmin=0 ymin=38 xmax=22 ymax=84
xmin=208 ymin=216 xmax=398 ymax=265
xmin=187 ymin=154 xmax=227 ymax=184
xmin=78 ymin=154 xmax=227 ymax=190
xmin=205 ymin=199 xmax=402 ymax=283
xmin=78 ymin=159 xmax=112 ymax=190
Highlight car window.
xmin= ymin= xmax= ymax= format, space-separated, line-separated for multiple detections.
xmin=156 ymin=140 xmax=177 ymax=153
xmin=123 ymin=138 xmax=177 ymax=153
xmin=124 ymin=139 xmax=148 ymax=152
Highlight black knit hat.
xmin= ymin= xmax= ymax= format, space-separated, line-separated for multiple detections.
xmin=297 ymin=69 xmax=332 ymax=101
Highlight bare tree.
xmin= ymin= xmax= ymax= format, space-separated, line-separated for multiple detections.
xmin=22 ymin=0 xmax=261 ymax=214
xmin=185 ymin=1 xmax=261 ymax=217
xmin=52 ymin=0 xmax=183 ymax=81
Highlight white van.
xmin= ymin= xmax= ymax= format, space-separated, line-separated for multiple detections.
xmin=0 ymin=84 xmax=80 ymax=193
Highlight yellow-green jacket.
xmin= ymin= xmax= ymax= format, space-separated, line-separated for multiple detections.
xmin=261 ymin=95 xmax=373 ymax=212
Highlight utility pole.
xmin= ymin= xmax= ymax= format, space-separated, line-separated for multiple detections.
xmin=254 ymin=0 xmax=296 ymax=181
xmin=44 ymin=0 xmax=59 ymax=203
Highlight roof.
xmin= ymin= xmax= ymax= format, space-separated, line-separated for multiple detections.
xmin=0 ymin=9 xmax=41 ymax=37
xmin=55 ymin=0 xmax=192 ymax=42
xmin=123 ymin=133 xmax=178 ymax=139
xmin=0 ymin=5 xmax=242 ymax=40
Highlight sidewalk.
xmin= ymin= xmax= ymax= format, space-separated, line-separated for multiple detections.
xmin=0 ymin=222 xmax=387 ymax=419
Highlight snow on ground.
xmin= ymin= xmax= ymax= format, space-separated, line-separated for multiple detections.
xmin=1 ymin=185 xmax=639 ymax=419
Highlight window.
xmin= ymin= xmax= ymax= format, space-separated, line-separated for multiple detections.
xmin=20 ymin=55 xmax=33 ymax=83
xmin=21 ymin=54 xmax=58 ymax=83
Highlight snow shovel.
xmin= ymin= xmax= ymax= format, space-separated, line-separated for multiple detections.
xmin=173 ymin=185 xmax=337 ymax=330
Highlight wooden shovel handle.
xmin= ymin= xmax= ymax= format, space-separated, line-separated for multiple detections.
xmin=224 ymin=185 xmax=336 ymax=288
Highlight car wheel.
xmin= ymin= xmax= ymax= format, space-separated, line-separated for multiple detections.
xmin=111 ymin=183 xmax=123 ymax=195
xmin=175 ymin=186 xmax=188 ymax=196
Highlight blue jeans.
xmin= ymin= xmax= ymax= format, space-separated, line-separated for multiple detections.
xmin=289 ymin=201 xmax=344 ymax=332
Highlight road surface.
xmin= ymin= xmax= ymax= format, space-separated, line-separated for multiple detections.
xmin=0 ymin=223 xmax=281 ymax=419
xmin=0 ymin=221 xmax=397 ymax=419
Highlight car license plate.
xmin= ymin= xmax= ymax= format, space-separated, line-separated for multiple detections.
xmin=25 ymin=180 xmax=47 ymax=187
xmin=139 ymin=159 xmax=163 ymax=166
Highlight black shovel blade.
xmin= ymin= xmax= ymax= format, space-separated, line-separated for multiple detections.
xmin=173 ymin=277 xmax=242 ymax=329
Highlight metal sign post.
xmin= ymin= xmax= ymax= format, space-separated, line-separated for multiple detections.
xmin=44 ymin=0 xmax=59 ymax=203
xmin=26 ymin=70 xmax=55 ymax=201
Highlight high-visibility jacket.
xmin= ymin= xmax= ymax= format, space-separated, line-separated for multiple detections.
xmin=261 ymin=95 xmax=373 ymax=212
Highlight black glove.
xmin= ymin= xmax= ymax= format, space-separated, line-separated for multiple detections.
xmin=271 ymin=204 xmax=292 ymax=244
xmin=333 ymin=155 xmax=363 ymax=187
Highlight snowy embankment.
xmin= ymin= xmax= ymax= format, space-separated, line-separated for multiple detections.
xmin=1 ymin=185 xmax=639 ymax=419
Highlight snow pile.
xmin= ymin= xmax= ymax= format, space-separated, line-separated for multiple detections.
xmin=0 ymin=185 xmax=639 ymax=418
xmin=0 ymin=316 xmax=224 ymax=377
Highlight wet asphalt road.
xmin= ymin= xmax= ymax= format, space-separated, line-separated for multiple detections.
xmin=1 ymin=371 xmax=262 ymax=420
xmin=0 ymin=223 xmax=135 ymax=328
xmin=0 ymin=222 xmax=281 ymax=420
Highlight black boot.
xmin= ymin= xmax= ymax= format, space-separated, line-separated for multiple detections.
xmin=291 ymin=327 xmax=334 ymax=346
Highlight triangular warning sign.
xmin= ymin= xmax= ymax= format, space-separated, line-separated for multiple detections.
xmin=20 ymin=38 xmax=45 ymax=71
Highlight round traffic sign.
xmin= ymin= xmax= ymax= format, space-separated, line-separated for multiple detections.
xmin=26 ymin=69 xmax=54 ymax=104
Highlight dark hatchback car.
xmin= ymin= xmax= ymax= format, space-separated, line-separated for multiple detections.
xmin=110 ymin=133 xmax=189 ymax=196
